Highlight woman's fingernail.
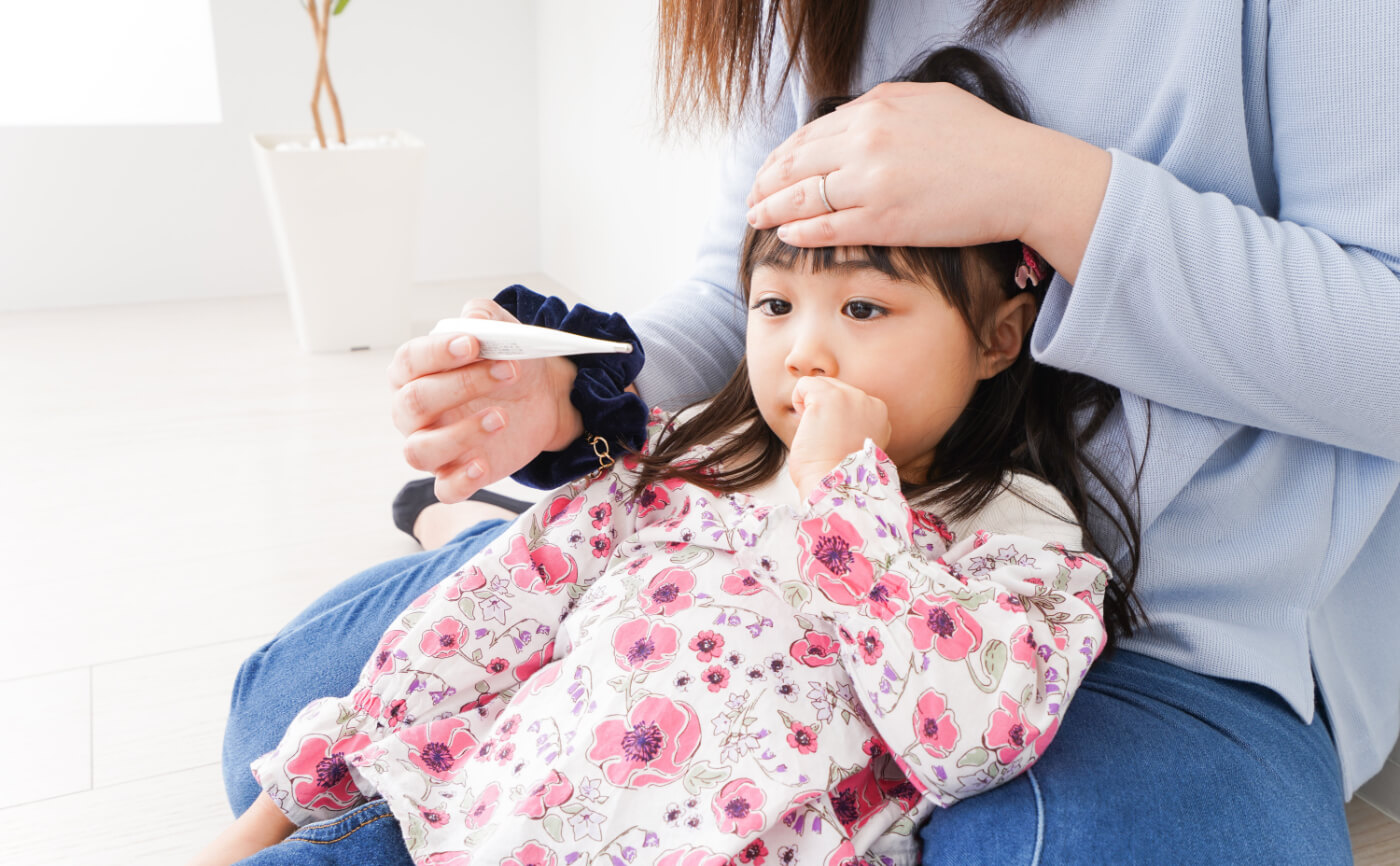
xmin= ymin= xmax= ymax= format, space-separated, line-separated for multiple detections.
xmin=777 ymin=226 xmax=791 ymax=242
xmin=746 ymin=208 xmax=758 ymax=225
xmin=449 ymin=336 xmax=473 ymax=357
xmin=465 ymin=461 xmax=485 ymax=479
xmin=481 ymin=410 xmax=505 ymax=432
xmin=490 ymin=361 xmax=515 ymax=381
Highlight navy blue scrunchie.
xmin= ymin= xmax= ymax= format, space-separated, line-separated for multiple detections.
xmin=493 ymin=285 xmax=647 ymax=489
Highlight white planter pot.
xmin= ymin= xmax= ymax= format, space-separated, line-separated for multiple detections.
xmin=252 ymin=130 xmax=426 ymax=352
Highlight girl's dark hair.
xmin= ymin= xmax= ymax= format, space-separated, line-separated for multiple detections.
xmin=657 ymin=0 xmax=1082 ymax=129
xmin=635 ymin=46 xmax=1146 ymax=647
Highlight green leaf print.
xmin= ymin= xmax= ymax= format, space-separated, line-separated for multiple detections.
xmin=957 ymin=747 xmax=990 ymax=767
xmin=457 ymin=596 xmax=476 ymax=619
xmin=682 ymin=761 xmax=732 ymax=796
xmin=780 ymin=580 xmax=812 ymax=609
xmin=543 ymin=812 xmax=565 ymax=842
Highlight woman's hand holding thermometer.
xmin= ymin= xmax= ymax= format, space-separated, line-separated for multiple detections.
xmin=388 ymin=299 xmax=585 ymax=503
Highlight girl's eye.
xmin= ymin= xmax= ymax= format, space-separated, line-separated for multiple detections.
xmin=751 ymin=298 xmax=791 ymax=316
xmin=844 ymin=300 xmax=886 ymax=320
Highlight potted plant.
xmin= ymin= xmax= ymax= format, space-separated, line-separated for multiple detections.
xmin=252 ymin=0 xmax=427 ymax=352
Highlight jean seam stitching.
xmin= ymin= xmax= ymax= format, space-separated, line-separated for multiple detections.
xmin=295 ymin=811 xmax=395 ymax=845
xmin=1028 ymin=767 xmax=1045 ymax=866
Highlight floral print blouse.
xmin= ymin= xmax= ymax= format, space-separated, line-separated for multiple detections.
xmin=252 ymin=410 xmax=1110 ymax=866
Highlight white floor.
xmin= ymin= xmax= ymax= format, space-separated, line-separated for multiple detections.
xmin=3 ymin=290 xmax=1398 ymax=865
xmin=0 ymin=288 xmax=554 ymax=864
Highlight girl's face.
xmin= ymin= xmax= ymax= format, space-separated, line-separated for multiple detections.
xmin=746 ymin=255 xmax=1014 ymax=481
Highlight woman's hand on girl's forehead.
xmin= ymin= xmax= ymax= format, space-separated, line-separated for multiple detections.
xmin=745 ymin=81 xmax=1032 ymax=250
xmin=786 ymin=375 xmax=892 ymax=499
xmin=743 ymin=80 xmax=1111 ymax=284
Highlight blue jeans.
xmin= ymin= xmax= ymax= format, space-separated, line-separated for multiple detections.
xmin=224 ymin=520 xmax=1351 ymax=865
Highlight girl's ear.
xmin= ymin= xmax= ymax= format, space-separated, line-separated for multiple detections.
xmin=976 ymin=293 xmax=1038 ymax=379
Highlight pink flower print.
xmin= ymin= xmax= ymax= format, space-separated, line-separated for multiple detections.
xmin=1010 ymin=625 xmax=1040 ymax=668
xmin=912 ymin=688 xmax=960 ymax=758
xmin=1033 ymin=714 xmax=1061 ymax=761
xmin=503 ymin=534 xmax=579 ymax=594
xmin=422 ymin=853 xmax=473 ymax=866
xmin=284 ymin=731 xmax=372 ymax=812
xmin=984 ymin=692 xmax=1042 ymax=765
xmin=879 ymin=774 xmax=923 ymax=811
xmin=701 ymin=665 xmax=730 ymax=692
xmin=721 ymin=569 xmax=764 ymax=596
xmin=798 ymin=513 xmax=875 ymax=606
xmin=830 ymin=763 xmax=883 ymax=833
xmin=612 ymin=618 xmax=680 ymax=673
xmin=655 ymin=849 xmax=730 ymax=866
xmin=856 ymin=627 xmax=884 ymax=664
xmin=496 ymin=742 xmax=516 ymax=763
xmin=503 ymin=842 xmax=558 ymax=866
xmin=786 ymin=721 xmax=818 ymax=754
xmin=588 ymin=694 xmax=702 ymax=788
xmin=497 ymin=714 xmax=521 ymax=739
xmin=463 ymin=782 xmax=501 ymax=829
xmin=443 ymin=565 xmax=486 ymax=601
xmin=626 ymin=554 xmax=653 ymax=575
xmin=688 ymin=630 xmax=724 ymax=662
xmin=1044 ymin=541 xmax=1106 ymax=571
xmin=386 ymin=699 xmax=407 ymax=725
xmin=486 ymin=657 xmax=510 ymax=674
xmin=640 ymin=566 xmax=695 ymax=615
xmin=590 ymin=533 xmax=613 ymax=559
xmin=367 ymin=629 xmax=406 ymax=684
xmin=825 ymin=841 xmax=864 ymax=866
xmin=858 ymin=571 xmax=911 ymax=622
xmin=351 ymin=687 xmax=381 ymax=720
xmin=400 ymin=717 xmax=478 ymax=782
xmin=515 ymin=641 xmax=556 ymax=683
xmin=419 ymin=617 xmax=468 ymax=658
xmin=996 ymin=592 xmax=1026 ymax=614
xmin=909 ymin=508 xmax=955 ymax=545
xmin=789 ymin=630 xmax=839 ymax=667
xmin=862 ymin=735 xmax=888 ymax=758
xmin=635 ymin=483 xmax=674 ymax=518
xmin=589 ymin=502 xmax=612 ymax=529
xmin=737 ymin=839 xmax=769 ymax=864
xmin=513 ymin=769 xmax=574 ymax=818
xmin=712 ymin=777 xmax=766 ymax=836
xmin=419 ymin=805 xmax=451 ymax=828
xmin=543 ymin=492 xmax=585 ymax=527
xmin=908 ymin=595 xmax=983 ymax=660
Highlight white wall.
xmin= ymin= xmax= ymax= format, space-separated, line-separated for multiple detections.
xmin=535 ymin=1 xmax=724 ymax=314
xmin=0 ymin=1 xmax=539 ymax=312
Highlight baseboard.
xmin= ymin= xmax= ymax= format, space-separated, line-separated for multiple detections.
xmin=1360 ymin=753 xmax=1400 ymax=823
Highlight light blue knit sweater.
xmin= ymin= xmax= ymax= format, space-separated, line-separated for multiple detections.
xmin=627 ymin=0 xmax=1400 ymax=796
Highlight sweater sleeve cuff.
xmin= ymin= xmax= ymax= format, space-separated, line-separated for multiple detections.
xmin=1031 ymin=147 xmax=1150 ymax=371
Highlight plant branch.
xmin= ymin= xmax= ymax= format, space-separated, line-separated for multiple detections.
xmin=320 ymin=0 xmax=347 ymax=145
xmin=307 ymin=0 xmax=327 ymax=148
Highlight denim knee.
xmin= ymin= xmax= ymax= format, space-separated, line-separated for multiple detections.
xmin=235 ymin=800 xmax=414 ymax=866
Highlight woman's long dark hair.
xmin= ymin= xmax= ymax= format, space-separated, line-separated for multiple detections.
xmin=635 ymin=46 xmax=1146 ymax=647
xmin=657 ymin=0 xmax=1082 ymax=129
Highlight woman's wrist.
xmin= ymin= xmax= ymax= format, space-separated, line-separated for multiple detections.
xmin=1015 ymin=123 xmax=1112 ymax=285
xmin=544 ymin=356 xmax=586 ymax=452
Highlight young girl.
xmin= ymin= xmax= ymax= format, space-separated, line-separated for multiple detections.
xmin=201 ymin=48 xmax=1140 ymax=866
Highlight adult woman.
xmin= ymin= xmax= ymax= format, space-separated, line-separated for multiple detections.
xmin=224 ymin=1 xmax=1399 ymax=862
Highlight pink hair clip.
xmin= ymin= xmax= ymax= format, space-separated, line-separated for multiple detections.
xmin=1015 ymin=244 xmax=1048 ymax=289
